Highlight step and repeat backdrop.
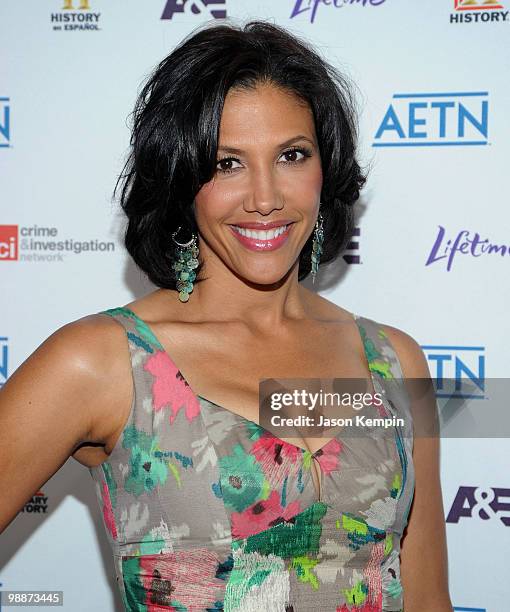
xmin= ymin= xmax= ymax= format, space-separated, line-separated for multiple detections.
xmin=1 ymin=1 xmax=508 ymax=611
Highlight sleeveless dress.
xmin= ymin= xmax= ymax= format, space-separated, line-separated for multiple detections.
xmin=88 ymin=306 xmax=415 ymax=612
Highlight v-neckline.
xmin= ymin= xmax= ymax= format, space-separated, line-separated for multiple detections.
xmin=119 ymin=305 xmax=380 ymax=458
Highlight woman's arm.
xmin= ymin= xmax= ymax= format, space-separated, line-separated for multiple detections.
xmin=383 ymin=324 xmax=454 ymax=612
xmin=0 ymin=315 xmax=122 ymax=534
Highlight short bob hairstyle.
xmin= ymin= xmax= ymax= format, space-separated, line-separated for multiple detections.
xmin=115 ymin=20 xmax=367 ymax=289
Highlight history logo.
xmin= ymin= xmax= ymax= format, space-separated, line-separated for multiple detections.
xmin=50 ymin=0 xmax=101 ymax=31
xmin=450 ymin=0 xmax=509 ymax=23
xmin=21 ymin=490 xmax=50 ymax=515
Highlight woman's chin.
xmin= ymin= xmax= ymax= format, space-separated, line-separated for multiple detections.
xmin=235 ymin=267 xmax=295 ymax=288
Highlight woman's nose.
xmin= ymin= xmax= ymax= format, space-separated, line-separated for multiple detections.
xmin=243 ymin=169 xmax=284 ymax=215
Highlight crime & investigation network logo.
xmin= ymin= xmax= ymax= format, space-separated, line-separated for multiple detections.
xmin=373 ymin=91 xmax=489 ymax=147
xmin=450 ymin=0 xmax=509 ymax=24
xmin=0 ymin=224 xmax=115 ymax=263
xmin=161 ymin=0 xmax=227 ymax=20
xmin=50 ymin=0 xmax=102 ymax=32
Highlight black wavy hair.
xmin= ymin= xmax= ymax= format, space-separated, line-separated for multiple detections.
xmin=114 ymin=19 xmax=367 ymax=289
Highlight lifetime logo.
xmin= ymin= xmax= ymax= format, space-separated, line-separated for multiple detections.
xmin=0 ymin=225 xmax=18 ymax=260
xmin=451 ymin=0 xmax=509 ymax=23
xmin=421 ymin=344 xmax=485 ymax=399
xmin=0 ymin=97 xmax=9 ymax=148
xmin=161 ymin=0 xmax=227 ymax=20
xmin=373 ymin=91 xmax=489 ymax=147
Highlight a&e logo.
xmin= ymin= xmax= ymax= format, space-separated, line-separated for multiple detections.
xmin=447 ymin=486 xmax=510 ymax=526
xmin=161 ymin=0 xmax=227 ymax=19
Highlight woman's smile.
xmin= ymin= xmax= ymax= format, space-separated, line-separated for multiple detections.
xmin=228 ymin=221 xmax=295 ymax=251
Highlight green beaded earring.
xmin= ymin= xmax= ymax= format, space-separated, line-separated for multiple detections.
xmin=311 ymin=207 xmax=324 ymax=285
xmin=171 ymin=226 xmax=199 ymax=303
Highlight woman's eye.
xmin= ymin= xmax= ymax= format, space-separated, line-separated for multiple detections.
xmin=216 ymin=158 xmax=242 ymax=173
xmin=281 ymin=149 xmax=305 ymax=163
xmin=215 ymin=147 xmax=311 ymax=175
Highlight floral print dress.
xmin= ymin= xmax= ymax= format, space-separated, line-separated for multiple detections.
xmin=88 ymin=306 xmax=415 ymax=611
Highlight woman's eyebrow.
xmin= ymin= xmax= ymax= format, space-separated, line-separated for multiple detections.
xmin=217 ymin=135 xmax=316 ymax=155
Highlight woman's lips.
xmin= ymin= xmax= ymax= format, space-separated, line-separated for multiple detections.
xmin=229 ymin=223 xmax=294 ymax=251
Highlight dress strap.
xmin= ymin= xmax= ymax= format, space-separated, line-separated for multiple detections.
xmin=354 ymin=314 xmax=415 ymax=534
xmin=96 ymin=306 xmax=157 ymax=457
xmin=353 ymin=314 xmax=405 ymax=381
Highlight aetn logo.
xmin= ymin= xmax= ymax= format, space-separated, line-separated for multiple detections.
xmin=373 ymin=92 xmax=489 ymax=147
xmin=0 ymin=97 xmax=10 ymax=148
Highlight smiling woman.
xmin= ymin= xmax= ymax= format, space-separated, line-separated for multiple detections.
xmin=0 ymin=18 xmax=452 ymax=612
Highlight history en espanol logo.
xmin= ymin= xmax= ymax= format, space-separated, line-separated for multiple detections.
xmin=50 ymin=0 xmax=102 ymax=31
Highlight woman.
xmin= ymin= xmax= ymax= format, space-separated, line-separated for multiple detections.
xmin=0 ymin=20 xmax=452 ymax=612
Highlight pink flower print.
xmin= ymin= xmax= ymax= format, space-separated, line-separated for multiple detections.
xmin=334 ymin=540 xmax=385 ymax=611
xmin=362 ymin=539 xmax=385 ymax=604
xmin=101 ymin=480 xmax=117 ymax=540
xmin=336 ymin=597 xmax=382 ymax=612
xmin=134 ymin=548 xmax=224 ymax=611
xmin=252 ymin=434 xmax=304 ymax=465
xmin=231 ymin=489 xmax=302 ymax=539
xmin=144 ymin=350 xmax=200 ymax=425
xmin=250 ymin=433 xmax=305 ymax=487
xmin=314 ymin=438 xmax=343 ymax=475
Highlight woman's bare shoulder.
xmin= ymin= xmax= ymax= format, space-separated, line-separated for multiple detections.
xmin=377 ymin=322 xmax=431 ymax=380
xmin=39 ymin=311 xmax=135 ymax=462
xmin=47 ymin=310 xmax=130 ymax=373
xmin=0 ymin=311 xmax=135 ymax=525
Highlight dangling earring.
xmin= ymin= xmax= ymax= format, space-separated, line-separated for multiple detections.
xmin=311 ymin=206 xmax=324 ymax=285
xmin=171 ymin=226 xmax=199 ymax=302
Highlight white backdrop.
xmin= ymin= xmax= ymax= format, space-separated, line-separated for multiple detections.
xmin=1 ymin=1 xmax=508 ymax=611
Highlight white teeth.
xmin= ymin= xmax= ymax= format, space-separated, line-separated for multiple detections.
xmin=232 ymin=224 xmax=288 ymax=240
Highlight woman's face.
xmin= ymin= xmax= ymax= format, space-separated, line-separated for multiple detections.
xmin=194 ymin=82 xmax=323 ymax=286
